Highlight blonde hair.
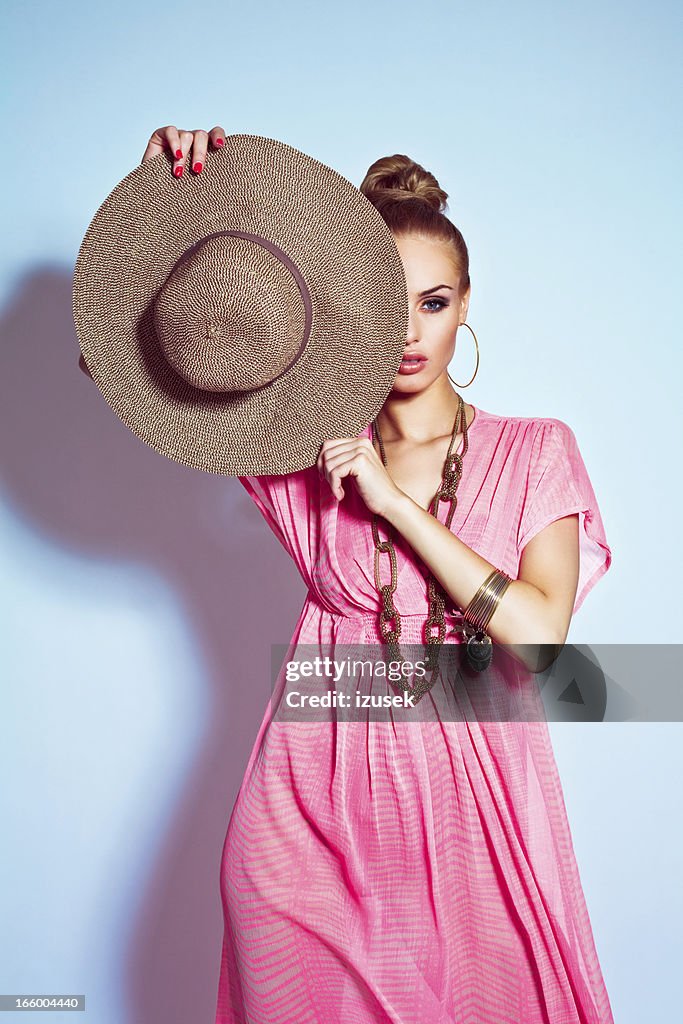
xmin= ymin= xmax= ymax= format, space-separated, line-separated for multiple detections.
xmin=359 ymin=154 xmax=470 ymax=297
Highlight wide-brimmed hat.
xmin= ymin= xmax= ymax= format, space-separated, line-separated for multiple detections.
xmin=72 ymin=133 xmax=409 ymax=476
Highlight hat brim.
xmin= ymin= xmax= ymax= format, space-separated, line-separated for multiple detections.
xmin=72 ymin=134 xmax=409 ymax=476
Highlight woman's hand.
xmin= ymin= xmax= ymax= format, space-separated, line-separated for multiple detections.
xmin=140 ymin=124 xmax=227 ymax=175
xmin=79 ymin=124 xmax=229 ymax=382
xmin=317 ymin=437 xmax=405 ymax=518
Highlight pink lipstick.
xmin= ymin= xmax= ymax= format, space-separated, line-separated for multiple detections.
xmin=398 ymin=354 xmax=427 ymax=375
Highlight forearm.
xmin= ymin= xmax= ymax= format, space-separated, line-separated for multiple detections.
xmin=382 ymin=492 xmax=563 ymax=674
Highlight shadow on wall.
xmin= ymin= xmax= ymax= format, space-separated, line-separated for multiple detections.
xmin=0 ymin=266 xmax=306 ymax=1023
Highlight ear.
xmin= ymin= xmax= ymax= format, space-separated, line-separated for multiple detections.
xmin=459 ymin=285 xmax=471 ymax=324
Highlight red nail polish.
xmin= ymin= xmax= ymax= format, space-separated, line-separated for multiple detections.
xmin=215 ymin=138 xmax=224 ymax=147
xmin=193 ymin=162 xmax=203 ymax=174
xmin=174 ymin=166 xmax=183 ymax=178
xmin=175 ymin=149 xmax=183 ymax=159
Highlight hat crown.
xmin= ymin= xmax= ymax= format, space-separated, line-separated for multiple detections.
xmin=73 ymin=134 xmax=410 ymax=475
xmin=153 ymin=232 xmax=312 ymax=393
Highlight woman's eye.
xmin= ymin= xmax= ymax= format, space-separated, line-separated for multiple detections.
xmin=422 ymin=298 xmax=448 ymax=312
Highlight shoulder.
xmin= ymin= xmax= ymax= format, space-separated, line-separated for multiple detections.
xmin=476 ymin=405 xmax=572 ymax=431
xmin=475 ymin=406 xmax=577 ymax=449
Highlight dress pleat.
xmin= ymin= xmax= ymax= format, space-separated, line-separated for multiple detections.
xmin=215 ymin=406 xmax=614 ymax=1024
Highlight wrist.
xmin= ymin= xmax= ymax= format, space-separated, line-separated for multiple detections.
xmin=379 ymin=487 xmax=417 ymax=527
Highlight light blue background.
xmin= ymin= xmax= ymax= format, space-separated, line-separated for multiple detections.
xmin=1 ymin=1 xmax=681 ymax=1021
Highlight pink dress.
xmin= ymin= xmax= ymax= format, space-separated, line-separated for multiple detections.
xmin=215 ymin=404 xmax=614 ymax=1024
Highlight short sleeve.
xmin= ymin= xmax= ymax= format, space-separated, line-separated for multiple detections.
xmin=238 ymin=475 xmax=290 ymax=552
xmin=237 ymin=469 xmax=318 ymax=570
xmin=517 ymin=419 xmax=612 ymax=614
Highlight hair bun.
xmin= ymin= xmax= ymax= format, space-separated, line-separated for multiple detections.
xmin=359 ymin=151 xmax=470 ymax=298
xmin=361 ymin=154 xmax=448 ymax=213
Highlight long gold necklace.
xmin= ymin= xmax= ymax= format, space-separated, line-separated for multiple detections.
xmin=370 ymin=393 xmax=469 ymax=702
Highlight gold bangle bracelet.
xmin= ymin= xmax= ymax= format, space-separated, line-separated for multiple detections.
xmin=469 ymin=572 xmax=511 ymax=630
xmin=463 ymin=569 xmax=513 ymax=633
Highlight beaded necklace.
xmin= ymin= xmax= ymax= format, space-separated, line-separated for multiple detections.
xmin=370 ymin=393 xmax=470 ymax=702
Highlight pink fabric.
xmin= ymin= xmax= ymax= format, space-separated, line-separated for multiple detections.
xmin=215 ymin=404 xmax=614 ymax=1024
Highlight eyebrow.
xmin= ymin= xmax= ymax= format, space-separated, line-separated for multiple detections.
xmin=417 ymin=284 xmax=454 ymax=298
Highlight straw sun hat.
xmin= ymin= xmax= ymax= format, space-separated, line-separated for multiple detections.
xmin=72 ymin=133 xmax=410 ymax=476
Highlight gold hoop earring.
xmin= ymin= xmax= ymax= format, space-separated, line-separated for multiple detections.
xmin=447 ymin=322 xmax=480 ymax=388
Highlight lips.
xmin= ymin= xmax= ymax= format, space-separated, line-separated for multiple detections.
xmin=398 ymin=354 xmax=428 ymax=375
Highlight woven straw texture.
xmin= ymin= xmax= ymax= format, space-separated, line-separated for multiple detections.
xmin=73 ymin=134 xmax=409 ymax=475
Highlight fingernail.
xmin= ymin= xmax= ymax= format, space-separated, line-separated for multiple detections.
xmin=215 ymin=138 xmax=224 ymax=147
xmin=174 ymin=166 xmax=183 ymax=178
xmin=193 ymin=162 xmax=203 ymax=174
xmin=175 ymin=149 xmax=183 ymax=159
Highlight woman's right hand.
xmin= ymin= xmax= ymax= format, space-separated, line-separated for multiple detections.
xmin=79 ymin=125 xmax=228 ymax=381
xmin=141 ymin=124 xmax=227 ymax=177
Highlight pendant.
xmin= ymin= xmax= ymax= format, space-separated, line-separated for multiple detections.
xmin=448 ymin=615 xmax=493 ymax=672
xmin=465 ymin=632 xmax=493 ymax=672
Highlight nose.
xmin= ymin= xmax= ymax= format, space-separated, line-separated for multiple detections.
xmin=403 ymin=311 xmax=419 ymax=348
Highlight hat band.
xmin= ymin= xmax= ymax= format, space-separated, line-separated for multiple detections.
xmin=168 ymin=228 xmax=314 ymax=391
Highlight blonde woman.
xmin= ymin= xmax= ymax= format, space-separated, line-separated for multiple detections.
xmin=97 ymin=125 xmax=613 ymax=1023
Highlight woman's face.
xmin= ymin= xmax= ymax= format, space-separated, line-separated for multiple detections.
xmin=391 ymin=233 xmax=470 ymax=392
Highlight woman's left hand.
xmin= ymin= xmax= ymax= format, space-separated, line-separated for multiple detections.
xmin=317 ymin=437 xmax=404 ymax=518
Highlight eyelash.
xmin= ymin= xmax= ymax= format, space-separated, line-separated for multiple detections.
xmin=422 ymin=298 xmax=449 ymax=313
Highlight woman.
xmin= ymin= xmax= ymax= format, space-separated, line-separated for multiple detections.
xmin=137 ymin=126 xmax=614 ymax=1023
